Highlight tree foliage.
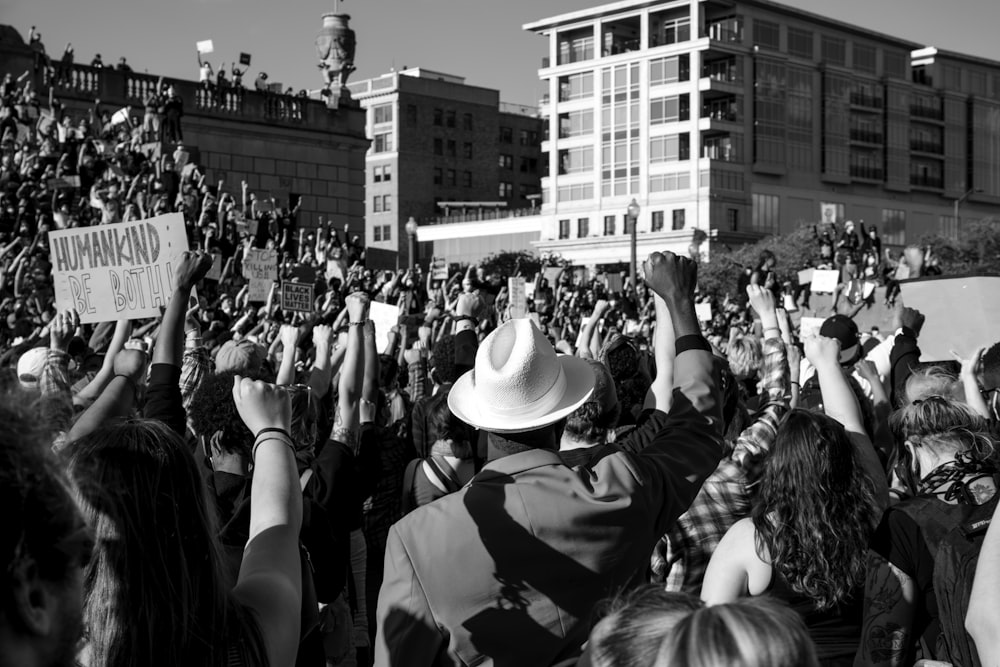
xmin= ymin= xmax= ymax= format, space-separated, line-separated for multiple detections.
xmin=697 ymin=227 xmax=818 ymax=297
xmin=476 ymin=250 xmax=566 ymax=278
xmin=918 ymin=219 xmax=1000 ymax=276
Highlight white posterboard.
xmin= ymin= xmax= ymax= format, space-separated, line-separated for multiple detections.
xmin=810 ymin=269 xmax=840 ymax=294
xmin=206 ymin=253 xmax=223 ymax=281
xmin=524 ymin=281 xmax=536 ymax=299
xmin=196 ymin=39 xmax=215 ymax=54
xmin=797 ymin=268 xmax=815 ymax=285
xmin=799 ymin=317 xmax=825 ymax=340
xmin=369 ymin=301 xmax=400 ymax=354
xmin=695 ymin=302 xmax=713 ymax=322
xmin=326 ymin=258 xmax=346 ymax=282
xmin=248 ymin=278 xmax=273 ymax=302
xmin=49 ymin=213 xmax=189 ymax=324
xmin=431 ymin=256 xmax=448 ymax=281
xmin=900 ymin=276 xmax=1000 ymax=362
xmin=508 ymin=276 xmax=527 ymax=319
xmin=242 ymin=248 xmax=278 ymax=280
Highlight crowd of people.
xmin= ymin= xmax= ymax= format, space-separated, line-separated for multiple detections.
xmin=3 ymin=33 xmax=1000 ymax=667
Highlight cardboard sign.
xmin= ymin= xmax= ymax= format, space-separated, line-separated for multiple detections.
xmin=508 ymin=277 xmax=528 ymax=319
xmin=797 ymin=268 xmax=815 ymax=285
xmin=799 ymin=317 xmax=825 ymax=340
xmin=900 ymin=276 xmax=1000 ymax=362
xmin=196 ymin=39 xmax=215 ymax=54
xmin=205 ymin=253 xmax=223 ymax=281
xmin=810 ymin=269 xmax=840 ymax=293
xmin=695 ymin=302 xmax=713 ymax=322
xmin=239 ymin=52 xmax=252 ymax=66
xmin=256 ymin=198 xmax=274 ymax=213
xmin=369 ymin=301 xmax=400 ymax=353
xmin=242 ymin=248 xmax=278 ymax=280
xmin=47 ymin=175 xmax=80 ymax=190
xmin=49 ymin=213 xmax=189 ymax=324
xmin=281 ymin=282 xmax=314 ymax=313
xmin=248 ymin=278 xmax=273 ymax=302
xmin=525 ymin=281 xmax=536 ymax=299
xmin=430 ymin=256 xmax=448 ymax=281
xmin=109 ymin=107 xmax=131 ymax=127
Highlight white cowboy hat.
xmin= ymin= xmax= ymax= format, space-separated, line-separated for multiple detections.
xmin=448 ymin=318 xmax=594 ymax=433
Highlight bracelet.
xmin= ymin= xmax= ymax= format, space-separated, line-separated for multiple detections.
xmin=675 ymin=334 xmax=712 ymax=355
xmin=790 ymin=381 xmax=800 ymax=386
xmin=251 ymin=436 xmax=295 ymax=464
xmin=454 ymin=315 xmax=478 ymax=327
xmin=347 ymin=320 xmax=367 ymax=327
xmin=115 ymin=374 xmax=138 ymax=399
xmin=255 ymin=427 xmax=291 ymax=440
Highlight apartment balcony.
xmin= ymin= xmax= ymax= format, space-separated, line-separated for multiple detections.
xmin=602 ymin=37 xmax=641 ymax=57
xmin=703 ymin=18 xmax=744 ymax=51
xmin=849 ymin=128 xmax=884 ymax=145
xmin=910 ymin=139 xmax=943 ymax=154
xmin=849 ymin=92 xmax=884 ymax=109
xmin=910 ymin=104 xmax=944 ymax=121
xmin=849 ymin=164 xmax=885 ymax=182
xmin=910 ymin=174 xmax=944 ymax=189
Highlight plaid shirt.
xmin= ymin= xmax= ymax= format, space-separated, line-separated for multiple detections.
xmin=40 ymin=349 xmax=74 ymax=433
xmin=651 ymin=336 xmax=789 ymax=593
xmin=180 ymin=340 xmax=211 ymax=435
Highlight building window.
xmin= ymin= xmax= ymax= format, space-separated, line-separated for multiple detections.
xmin=751 ymin=194 xmax=779 ymax=233
xmin=530 ymin=131 xmax=539 ymax=145
xmin=519 ymin=157 xmax=538 ymax=173
xmin=703 ymin=134 xmax=741 ymax=163
xmin=882 ymin=208 xmax=906 ymax=245
xmin=655 ymin=17 xmax=691 ymax=46
xmin=447 ymin=169 xmax=456 ymax=186
xmin=406 ymin=104 xmax=418 ymax=126
xmin=558 ymin=219 xmax=570 ymax=239
xmin=649 ymin=171 xmax=691 ymax=192
xmin=650 ymin=94 xmax=690 ymax=124
xmin=499 ymin=126 xmax=513 ymax=143
xmin=499 ymin=154 xmax=513 ymax=169
xmin=445 ymin=110 xmax=456 ymax=128
xmin=651 ymin=211 xmax=664 ymax=232
xmin=373 ymin=225 xmax=382 ymax=242
xmin=381 ymin=195 xmax=391 ymax=212
xmin=558 ymin=28 xmax=595 ymax=65
xmin=499 ymin=182 xmax=513 ymax=198
xmin=433 ymin=167 xmax=442 ymax=185
xmin=463 ymin=113 xmax=473 ymax=130
xmin=753 ymin=19 xmax=780 ymax=51
xmin=672 ymin=209 xmax=686 ymax=230
xmin=433 ymin=138 xmax=443 ymax=155
xmin=518 ymin=129 xmax=530 ymax=146
xmin=558 ymin=146 xmax=594 ymax=174
xmin=853 ymin=43 xmax=877 ymax=74
xmin=821 ymin=36 xmax=846 ymax=66
xmin=558 ymin=72 xmax=594 ymax=101
xmin=373 ymin=195 xmax=382 ymax=213
xmin=556 ymin=183 xmax=593 ymax=202
xmin=373 ymin=104 xmax=393 ymax=125
xmin=446 ymin=140 xmax=456 ymax=157
xmin=373 ymin=132 xmax=393 ymax=153
xmin=462 ymin=171 xmax=472 ymax=187
xmin=787 ymin=27 xmax=813 ymax=59
xmin=463 ymin=142 xmax=473 ymax=158
xmin=373 ymin=166 xmax=383 ymax=183
xmin=558 ymin=109 xmax=594 ymax=138
xmin=373 ymin=165 xmax=391 ymax=182
xmin=433 ymin=108 xmax=443 ymax=126
xmin=382 ymin=224 xmax=391 ymax=241
xmin=650 ymin=54 xmax=690 ymax=85
xmin=726 ymin=208 xmax=740 ymax=231
xmin=884 ymin=51 xmax=907 ymax=79
xmin=577 ymin=217 xmax=589 ymax=237
xmin=649 ymin=133 xmax=690 ymax=162
xmin=603 ymin=215 xmax=616 ymax=235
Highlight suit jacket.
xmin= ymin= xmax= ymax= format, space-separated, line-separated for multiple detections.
xmin=374 ymin=347 xmax=723 ymax=667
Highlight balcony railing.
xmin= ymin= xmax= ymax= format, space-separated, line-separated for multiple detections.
xmin=849 ymin=92 xmax=884 ymax=109
xmin=849 ymin=128 xmax=884 ymax=144
xmin=910 ymin=139 xmax=943 ymax=153
xmin=910 ymin=174 xmax=944 ymax=188
xmin=850 ymin=164 xmax=884 ymax=181
xmin=603 ymin=38 xmax=641 ymax=56
xmin=705 ymin=22 xmax=743 ymax=44
xmin=424 ymin=207 xmax=542 ymax=225
xmin=910 ymin=104 xmax=944 ymax=120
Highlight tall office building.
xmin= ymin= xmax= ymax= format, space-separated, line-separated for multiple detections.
xmin=347 ymin=68 xmax=543 ymax=268
xmin=518 ymin=0 xmax=1000 ymax=267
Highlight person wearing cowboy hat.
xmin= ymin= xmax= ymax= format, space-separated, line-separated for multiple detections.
xmin=374 ymin=251 xmax=725 ymax=667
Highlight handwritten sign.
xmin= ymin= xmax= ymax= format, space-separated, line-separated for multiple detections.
xmin=695 ymin=302 xmax=713 ymax=322
xmin=196 ymin=39 xmax=215 ymax=54
xmin=205 ymin=253 xmax=223 ymax=281
xmin=239 ymin=52 xmax=252 ymax=66
xmin=369 ymin=301 xmax=399 ymax=353
xmin=242 ymin=248 xmax=278 ymax=280
xmin=281 ymin=282 xmax=314 ymax=313
xmin=248 ymin=279 xmax=273 ymax=303
xmin=49 ymin=213 xmax=189 ymax=323
xmin=430 ymin=256 xmax=448 ymax=281
xmin=810 ymin=269 xmax=840 ymax=294
xmin=797 ymin=268 xmax=815 ymax=285
xmin=508 ymin=277 xmax=528 ymax=319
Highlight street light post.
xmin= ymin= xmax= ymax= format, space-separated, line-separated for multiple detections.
xmin=954 ymin=187 xmax=983 ymax=229
xmin=627 ymin=198 xmax=640 ymax=286
xmin=404 ymin=216 xmax=418 ymax=271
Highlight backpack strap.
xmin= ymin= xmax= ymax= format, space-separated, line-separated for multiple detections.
xmin=400 ymin=458 xmax=421 ymax=515
xmin=299 ymin=467 xmax=314 ymax=492
xmin=426 ymin=455 xmax=463 ymax=494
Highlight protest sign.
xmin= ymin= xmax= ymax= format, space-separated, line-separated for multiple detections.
xmin=49 ymin=213 xmax=189 ymax=324
xmin=174 ymin=150 xmax=190 ymax=173
xmin=508 ymin=277 xmax=528 ymax=319
xmin=525 ymin=281 xmax=536 ymax=299
xmin=196 ymin=39 xmax=214 ymax=54
xmin=797 ymin=268 xmax=814 ymax=285
xmin=900 ymin=276 xmax=1000 ymax=362
xmin=799 ymin=317 xmax=825 ymax=340
xmin=239 ymin=52 xmax=252 ymax=66
xmin=248 ymin=279 xmax=273 ymax=303
xmin=695 ymin=302 xmax=713 ymax=322
xmin=242 ymin=248 xmax=278 ymax=280
xmin=430 ymin=256 xmax=448 ymax=281
xmin=369 ymin=301 xmax=399 ymax=353
xmin=205 ymin=253 xmax=223 ymax=281
xmin=810 ymin=269 xmax=840 ymax=293
xmin=281 ymin=282 xmax=314 ymax=313
xmin=109 ymin=107 xmax=131 ymax=127
xmin=47 ymin=175 xmax=80 ymax=190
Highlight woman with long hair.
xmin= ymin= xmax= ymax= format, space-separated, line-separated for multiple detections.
xmin=702 ymin=335 xmax=888 ymax=665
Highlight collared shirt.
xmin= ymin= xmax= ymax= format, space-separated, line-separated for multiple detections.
xmin=651 ymin=335 xmax=789 ymax=593
xmin=40 ymin=348 xmax=74 ymax=432
xmin=180 ymin=339 xmax=210 ymax=416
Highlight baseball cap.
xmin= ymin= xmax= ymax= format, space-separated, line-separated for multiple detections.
xmin=16 ymin=346 xmax=48 ymax=386
xmin=214 ymin=339 xmax=267 ymax=377
xmin=819 ymin=315 xmax=860 ymax=365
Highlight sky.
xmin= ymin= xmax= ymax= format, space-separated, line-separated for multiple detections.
xmin=2 ymin=0 xmax=999 ymax=107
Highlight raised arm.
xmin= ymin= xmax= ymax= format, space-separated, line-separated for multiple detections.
xmin=72 ymin=318 xmax=132 ymax=406
xmin=307 ymin=324 xmax=334 ymax=399
xmin=275 ymin=324 xmax=299 ymax=386
xmin=231 ymin=378 xmax=302 ymax=667
xmin=361 ymin=319 xmax=379 ymax=424
xmin=643 ymin=293 xmax=675 ymax=412
xmin=333 ymin=292 xmax=368 ymax=448
xmin=65 ymin=347 xmax=148 ymax=444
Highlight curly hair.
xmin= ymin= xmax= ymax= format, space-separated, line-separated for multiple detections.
xmin=188 ymin=371 xmax=253 ymax=459
xmin=752 ymin=409 xmax=880 ymax=610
